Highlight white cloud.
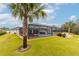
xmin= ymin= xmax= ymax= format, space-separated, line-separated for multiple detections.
xmin=0 ymin=4 xmax=7 ymax=9
xmin=0 ymin=4 xmax=8 ymax=13
xmin=43 ymin=9 xmax=55 ymax=14
xmin=53 ymin=24 xmax=61 ymax=27
xmin=32 ymin=14 xmax=55 ymax=25
xmin=69 ymin=15 xmax=77 ymax=21
xmin=0 ymin=13 xmax=22 ymax=28
xmin=0 ymin=13 xmax=16 ymax=22
xmin=43 ymin=3 xmax=60 ymax=14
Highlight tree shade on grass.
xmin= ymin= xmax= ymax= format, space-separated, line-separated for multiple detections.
xmin=0 ymin=30 xmax=6 ymax=36
xmin=0 ymin=34 xmax=79 ymax=55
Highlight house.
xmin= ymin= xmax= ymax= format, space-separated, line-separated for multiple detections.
xmin=4 ymin=23 xmax=68 ymax=37
xmin=18 ymin=24 xmax=58 ymax=37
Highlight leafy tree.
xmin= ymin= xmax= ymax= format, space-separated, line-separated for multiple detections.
xmin=72 ymin=24 xmax=79 ymax=34
xmin=62 ymin=21 xmax=76 ymax=33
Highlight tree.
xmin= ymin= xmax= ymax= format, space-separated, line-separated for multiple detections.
xmin=71 ymin=24 xmax=79 ymax=34
xmin=62 ymin=21 xmax=76 ymax=33
xmin=9 ymin=3 xmax=46 ymax=49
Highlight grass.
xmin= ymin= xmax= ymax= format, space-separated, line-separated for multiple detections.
xmin=0 ymin=34 xmax=22 ymax=56
xmin=0 ymin=33 xmax=79 ymax=55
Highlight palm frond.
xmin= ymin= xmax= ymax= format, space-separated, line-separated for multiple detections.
xmin=9 ymin=3 xmax=47 ymax=22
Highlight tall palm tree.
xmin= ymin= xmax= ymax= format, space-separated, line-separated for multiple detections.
xmin=63 ymin=21 xmax=76 ymax=33
xmin=9 ymin=3 xmax=46 ymax=49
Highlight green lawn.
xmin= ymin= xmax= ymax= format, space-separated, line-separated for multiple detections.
xmin=0 ymin=34 xmax=79 ymax=56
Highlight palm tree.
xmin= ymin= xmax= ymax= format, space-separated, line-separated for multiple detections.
xmin=9 ymin=3 xmax=46 ymax=49
xmin=63 ymin=21 xmax=76 ymax=33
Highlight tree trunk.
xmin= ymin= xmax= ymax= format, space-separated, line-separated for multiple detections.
xmin=68 ymin=28 xmax=70 ymax=33
xmin=23 ymin=35 xmax=27 ymax=48
xmin=22 ymin=16 xmax=28 ymax=48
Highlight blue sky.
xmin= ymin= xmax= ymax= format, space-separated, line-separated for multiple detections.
xmin=0 ymin=3 xmax=79 ymax=28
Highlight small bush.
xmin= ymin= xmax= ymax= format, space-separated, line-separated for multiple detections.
xmin=57 ymin=33 xmax=66 ymax=38
xmin=57 ymin=33 xmax=62 ymax=36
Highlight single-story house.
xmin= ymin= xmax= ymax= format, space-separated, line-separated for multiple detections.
xmin=6 ymin=24 xmax=67 ymax=37
xmin=18 ymin=24 xmax=58 ymax=37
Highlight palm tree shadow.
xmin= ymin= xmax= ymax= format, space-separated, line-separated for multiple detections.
xmin=17 ymin=44 xmax=31 ymax=52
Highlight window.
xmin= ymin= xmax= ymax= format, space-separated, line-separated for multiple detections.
xmin=39 ymin=32 xmax=45 ymax=34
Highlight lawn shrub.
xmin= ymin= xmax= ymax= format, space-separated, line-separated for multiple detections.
xmin=57 ymin=33 xmax=62 ymax=36
xmin=57 ymin=33 xmax=66 ymax=38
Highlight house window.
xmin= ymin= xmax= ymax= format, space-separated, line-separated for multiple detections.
xmin=39 ymin=32 xmax=45 ymax=34
xmin=33 ymin=29 xmax=39 ymax=34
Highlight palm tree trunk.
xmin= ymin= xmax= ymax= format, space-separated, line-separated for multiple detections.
xmin=68 ymin=28 xmax=70 ymax=33
xmin=22 ymin=16 xmax=28 ymax=48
